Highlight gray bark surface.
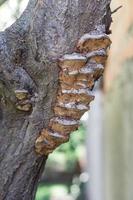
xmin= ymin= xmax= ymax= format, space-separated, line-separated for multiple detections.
xmin=0 ymin=0 xmax=111 ymax=199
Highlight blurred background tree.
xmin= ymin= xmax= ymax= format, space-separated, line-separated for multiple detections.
xmin=104 ymin=1 xmax=133 ymax=200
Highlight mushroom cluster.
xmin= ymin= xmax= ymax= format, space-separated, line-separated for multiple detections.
xmin=15 ymin=89 xmax=32 ymax=112
xmin=35 ymin=31 xmax=111 ymax=155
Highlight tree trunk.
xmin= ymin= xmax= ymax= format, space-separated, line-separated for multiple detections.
xmin=0 ymin=0 xmax=112 ymax=199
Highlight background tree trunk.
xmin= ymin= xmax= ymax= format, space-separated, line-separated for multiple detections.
xmin=105 ymin=60 xmax=133 ymax=200
xmin=105 ymin=1 xmax=133 ymax=199
xmin=87 ymin=89 xmax=105 ymax=200
xmin=0 ymin=0 xmax=112 ymax=199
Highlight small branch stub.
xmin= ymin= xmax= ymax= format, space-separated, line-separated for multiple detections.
xmin=35 ymin=29 xmax=111 ymax=155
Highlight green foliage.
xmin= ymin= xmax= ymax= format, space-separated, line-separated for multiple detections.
xmin=47 ymin=123 xmax=86 ymax=171
xmin=36 ymin=124 xmax=87 ymax=200
xmin=35 ymin=184 xmax=68 ymax=200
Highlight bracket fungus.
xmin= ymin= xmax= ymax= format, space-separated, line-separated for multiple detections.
xmin=15 ymin=89 xmax=32 ymax=111
xmin=15 ymin=89 xmax=29 ymax=100
xmin=77 ymin=33 xmax=111 ymax=53
xmin=35 ymin=30 xmax=111 ymax=155
xmin=16 ymin=103 xmax=32 ymax=112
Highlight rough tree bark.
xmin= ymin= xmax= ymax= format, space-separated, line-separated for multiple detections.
xmin=0 ymin=0 xmax=112 ymax=199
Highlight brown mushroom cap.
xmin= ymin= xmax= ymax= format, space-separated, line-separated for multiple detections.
xmin=49 ymin=117 xmax=79 ymax=135
xmin=59 ymin=62 xmax=104 ymax=83
xmin=35 ymin=131 xmax=55 ymax=155
xmin=60 ymin=82 xmax=88 ymax=90
xmin=54 ymin=105 xmax=88 ymax=120
xmin=59 ymin=72 xmax=95 ymax=89
xmin=15 ymin=89 xmax=29 ymax=100
xmin=35 ymin=128 xmax=70 ymax=155
xmin=57 ymin=92 xmax=94 ymax=105
xmin=59 ymin=53 xmax=87 ymax=70
xmin=77 ymin=33 xmax=111 ymax=53
xmin=42 ymin=129 xmax=69 ymax=145
xmin=16 ymin=103 xmax=32 ymax=111
xmin=86 ymin=49 xmax=108 ymax=65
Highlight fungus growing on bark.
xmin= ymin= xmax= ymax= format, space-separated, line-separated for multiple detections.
xmin=15 ymin=89 xmax=32 ymax=111
xmin=15 ymin=89 xmax=29 ymax=100
xmin=35 ymin=30 xmax=111 ymax=155
xmin=16 ymin=103 xmax=32 ymax=111
xmin=59 ymin=53 xmax=87 ymax=70
xmin=77 ymin=33 xmax=111 ymax=53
